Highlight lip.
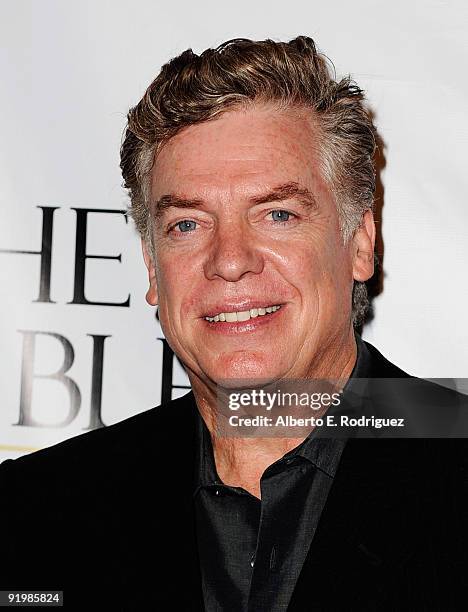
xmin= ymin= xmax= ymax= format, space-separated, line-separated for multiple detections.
xmin=201 ymin=300 xmax=284 ymax=319
xmin=201 ymin=303 xmax=285 ymax=334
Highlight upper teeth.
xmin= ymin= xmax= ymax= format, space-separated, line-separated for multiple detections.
xmin=204 ymin=305 xmax=281 ymax=322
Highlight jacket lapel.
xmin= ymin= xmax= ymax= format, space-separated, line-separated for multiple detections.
xmin=288 ymin=439 xmax=423 ymax=609
xmin=112 ymin=392 xmax=205 ymax=610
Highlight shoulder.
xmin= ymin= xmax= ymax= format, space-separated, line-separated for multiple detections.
xmin=364 ymin=338 xmax=467 ymax=401
xmin=358 ymin=339 xmax=468 ymax=435
xmin=362 ymin=340 xmax=411 ymax=377
xmin=0 ymin=391 xmax=197 ymax=491
xmin=0 ymin=392 xmax=199 ymax=593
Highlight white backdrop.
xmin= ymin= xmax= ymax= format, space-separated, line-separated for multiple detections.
xmin=1 ymin=0 xmax=467 ymax=462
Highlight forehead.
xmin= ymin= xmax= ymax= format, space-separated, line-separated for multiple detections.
xmin=151 ymin=104 xmax=324 ymax=199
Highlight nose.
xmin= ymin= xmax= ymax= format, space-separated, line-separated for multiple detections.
xmin=203 ymin=219 xmax=264 ymax=282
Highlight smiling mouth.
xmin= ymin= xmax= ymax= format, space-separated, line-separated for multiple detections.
xmin=204 ymin=304 xmax=282 ymax=323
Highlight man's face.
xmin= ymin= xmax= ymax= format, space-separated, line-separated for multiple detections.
xmin=143 ymin=104 xmax=374 ymax=385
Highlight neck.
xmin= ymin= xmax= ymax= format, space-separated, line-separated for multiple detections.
xmin=190 ymin=330 xmax=357 ymax=498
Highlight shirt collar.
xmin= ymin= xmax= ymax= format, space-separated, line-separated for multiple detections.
xmin=195 ymin=412 xmax=221 ymax=491
xmin=269 ymin=333 xmax=370 ymax=475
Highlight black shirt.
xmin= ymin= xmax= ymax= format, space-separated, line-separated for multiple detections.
xmin=194 ymin=335 xmax=371 ymax=612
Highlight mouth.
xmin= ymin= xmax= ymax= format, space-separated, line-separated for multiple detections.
xmin=203 ymin=303 xmax=283 ymax=323
xmin=201 ymin=302 xmax=286 ymax=336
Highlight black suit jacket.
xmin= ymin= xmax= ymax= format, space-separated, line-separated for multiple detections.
xmin=1 ymin=341 xmax=467 ymax=611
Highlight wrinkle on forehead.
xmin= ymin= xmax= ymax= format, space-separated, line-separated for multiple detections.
xmin=150 ymin=104 xmax=327 ymax=216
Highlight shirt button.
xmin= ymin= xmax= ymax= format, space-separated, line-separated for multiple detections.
xmin=214 ymin=488 xmax=220 ymax=496
xmin=250 ymin=554 xmax=256 ymax=568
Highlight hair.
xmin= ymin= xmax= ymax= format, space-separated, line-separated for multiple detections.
xmin=120 ymin=36 xmax=377 ymax=326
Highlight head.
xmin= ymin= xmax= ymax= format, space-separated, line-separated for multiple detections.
xmin=120 ymin=36 xmax=376 ymax=386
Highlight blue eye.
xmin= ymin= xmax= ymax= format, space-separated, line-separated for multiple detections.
xmin=176 ymin=220 xmax=197 ymax=232
xmin=271 ymin=210 xmax=290 ymax=222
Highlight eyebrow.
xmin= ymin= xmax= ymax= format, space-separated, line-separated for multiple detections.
xmin=152 ymin=181 xmax=318 ymax=218
xmin=250 ymin=182 xmax=318 ymax=210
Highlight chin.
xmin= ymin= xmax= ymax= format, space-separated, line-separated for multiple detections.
xmin=206 ymin=352 xmax=286 ymax=387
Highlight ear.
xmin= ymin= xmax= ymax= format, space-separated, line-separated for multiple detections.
xmin=141 ymin=239 xmax=159 ymax=306
xmin=352 ymin=210 xmax=376 ymax=282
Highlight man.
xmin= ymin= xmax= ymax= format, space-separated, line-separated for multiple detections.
xmin=1 ymin=36 xmax=467 ymax=610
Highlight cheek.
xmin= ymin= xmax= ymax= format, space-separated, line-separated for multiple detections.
xmin=316 ymin=234 xmax=353 ymax=279
xmin=282 ymin=240 xmax=352 ymax=317
xmin=155 ymin=253 xmax=202 ymax=327
xmin=155 ymin=252 xmax=189 ymax=297
xmin=319 ymin=251 xmax=354 ymax=320
xmin=284 ymin=237 xmax=349 ymax=286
